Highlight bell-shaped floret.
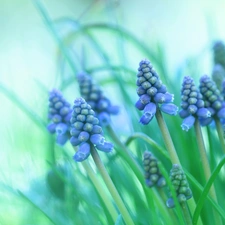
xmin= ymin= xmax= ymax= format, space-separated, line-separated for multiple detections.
xmin=96 ymin=142 xmax=113 ymax=153
xmin=73 ymin=142 xmax=91 ymax=162
xmin=56 ymin=133 xmax=69 ymax=146
xmin=90 ymin=134 xmax=105 ymax=145
xmin=56 ymin=123 xmax=68 ymax=135
xmin=196 ymin=108 xmax=211 ymax=118
xmin=181 ymin=115 xmax=195 ymax=131
xmin=160 ymin=103 xmax=178 ymax=115
xmin=139 ymin=102 xmax=156 ymax=125
xmin=98 ymin=112 xmax=110 ymax=126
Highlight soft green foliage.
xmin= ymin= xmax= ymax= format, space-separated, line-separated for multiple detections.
xmin=1 ymin=1 xmax=225 ymax=225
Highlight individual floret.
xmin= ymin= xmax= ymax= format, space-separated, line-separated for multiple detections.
xmin=77 ymin=72 xmax=119 ymax=126
xmin=47 ymin=89 xmax=72 ymax=145
xmin=70 ymin=97 xmax=113 ymax=162
xmin=135 ymin=59 xmax=178 ymax=125
xmin=166 ymin=164 xmax=192 ymax=208
xmin=143 ymin=151 xmax=166 ymax=188
xmin=199 ymin=75 xmax=225 ymax=125
xmin=179 ymin=76 xmax=211 ymax=131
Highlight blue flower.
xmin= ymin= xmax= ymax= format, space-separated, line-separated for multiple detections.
xmin=47 ymin=89 xmax=72 ymax=145
xmin=98 ymin=112 xmax=111 ymax=126
xmin=139 ymin=102 xmax=156 ymax=125
xmin=196 ymin=108 xmax=211 ymax=118
xmin=90 ymin=134 xmax=105 ymax=145
xmin=153 ymin=93 xmax=174 ymax=104
xmin=56 ymin=133 xmax=69 ymax=145
xmin=135 ymin=59 xmax=178 ymax=125
xmin=199 ymin=75 xmax=225 ymax=123
xmin=56 ymin=123 xmax=68 ymax=135
xmin=181 ymin=115 xmax=195 ymax=131
xmin=143 ymin=151 xmax=166 ymax=188
xmin=166 ymin=164 xmax=192 ymax=208
xmin=96 ymin=142 xmax=113 ymax=153
xmin=73 ymin=142 xmax=91 ymax=162
xmin=160 ymin=103 xmax=178 ymax=115
xmin=179 ymin=76 xmax=212 ymax=130
xmin=77 ymin=72 xmax=119 ymax=126
xmin=70 ymin=98 xmax=114 ymax=162
xmin=47 ymin=123 xmax=57 ymax=134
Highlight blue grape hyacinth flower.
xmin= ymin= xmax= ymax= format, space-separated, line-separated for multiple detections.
xmin=166 ymin=164 xmax=192 ymax=208
xmin=47 ymin=89 xmax=72 ymax=145
xmin=135 ymin=59 xmax=178 ymax=125
xmin=70 ymin=97 xmax=114 ymax=162
xmin=77 ymin=72 xmax=119 ymax=126
xmin=199 ymin=75 xmax=225 ymax=125
xmin=179 ymin=76 xmax=211 ymax=131
xmin=143 ymin=151 xmax=166 ymax=188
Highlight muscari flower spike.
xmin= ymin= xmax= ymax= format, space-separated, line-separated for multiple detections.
xmin=135 ymin=59 xmax=178 ymax=125
xmin=143 ymin=151 xmax=166 ymax=188
xmin=47 ymin=89 xmax=72 ymax=145
xmin=70 ymin=97 xmax=114 ymax=162
xmin=77 ymin=72 xmax=119 ymax=126
xmin=166 ymin=164 xmax=192 ymax=208
xmin=213 ymin=40 xmax=225 ymax=69
xmin=179 ymin=76 xmax=211 ymax=131
xmin=199 ymin=75 xmax=225 ymax=126
xmin=212 ymin=64 xmax=225 ymax=91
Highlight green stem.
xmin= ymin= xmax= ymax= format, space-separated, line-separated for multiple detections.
xmin=194 ymin=120 xmax=222 ymax=225
xmin=107 ymin=125 xmax=142 ymax=172
xmin=181 ymin=202 xmax=192 ymax=225
xmin=215 ymin=117 xmax=225 ymax=154
xmin=194 ymin=120 xmax=212 ymax=181
xmin=90 ymin=145 xmax=135 ymax=225
xmin=106 ymin=125 xmax=171 ymax=219
xmin=155 ymin=108 xmax=180 ymax=164
xmin=155 ymin=108 xmax=193 ymax=224
xmin=81 ymin=160 xmax=118 ymax=223
xmin=49 ymin=136 xmax=56 ymax=166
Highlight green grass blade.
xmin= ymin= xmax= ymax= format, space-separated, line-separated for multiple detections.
xmin=0 ymin=83 xmax=46 ymax=128
xmin=125 ymin=132 xmax=170 ymax=160
xmin=33 ymin=0 xmax=80 ymax=74
xmin=192 ymin=155 xmax=225 ymax=224
xmin=61 ymin=64 xmax=135 ymax=90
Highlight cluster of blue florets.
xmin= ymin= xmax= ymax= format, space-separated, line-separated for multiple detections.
xmin=47 ymin=89 xmax=72 ymax=145
xmin=166 ymin=164 xmax=192 ymax=208
xmin=179 ymin=76 xmax=211 ymax=131
xmin=143 ymin=151 xmax=166 ymax=188
xmin=135 ymin=59 xmax=178 ymax=125
xmin=70 ymin=97 xmax=114 ymax=162
xmin=199 ymin=75 xmax=225 ymax=125
xmin=77 ymin=72 xmax=119 ymax=126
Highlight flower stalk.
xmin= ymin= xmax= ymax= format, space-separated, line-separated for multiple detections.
xmin=79 ymin=157 xmax=118 ymax=222
xmin=194 ymin=120 xmax=222 ymax=225
xmin=90 ymin=144 xmax=135 ymax=225
xmin=155 ymin=108 xmax=180 ymax=164
xmin=214 ymin=118 xmax=225 ymax=154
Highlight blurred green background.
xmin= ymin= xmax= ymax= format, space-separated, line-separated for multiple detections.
xmin=1 ymin=0 xmax=225 ymax=224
